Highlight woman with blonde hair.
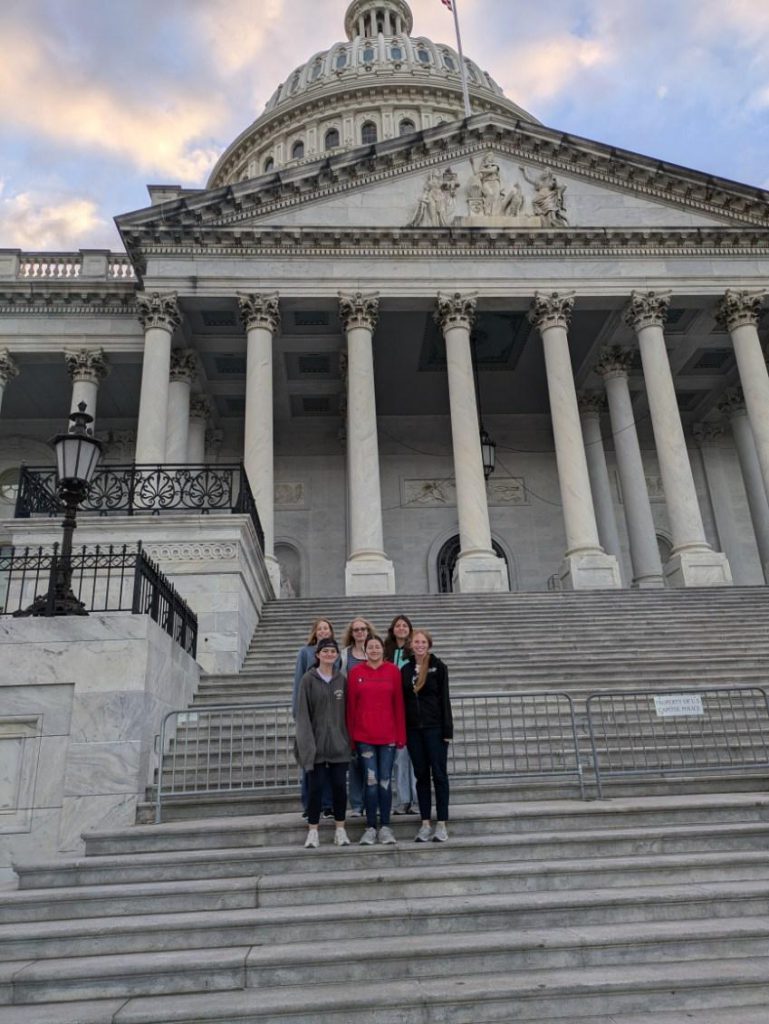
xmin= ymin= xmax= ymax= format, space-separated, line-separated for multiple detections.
xmin=401 ymin=629 xmax=453 ymax=842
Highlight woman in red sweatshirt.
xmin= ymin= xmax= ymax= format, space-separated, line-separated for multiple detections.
xmin=346 ymin=634 xmax=406 ymax=846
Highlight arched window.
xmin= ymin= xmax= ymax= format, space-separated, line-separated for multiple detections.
xmin=417 ymin=47 xmax=431 ymax=64
xmin=390 ymin=45 xmax=403 ymax=60
xmin=263 ymin=156 xmax=274 ymax=172
xmin=399 ymin=118 xmax=416 ymax=136
xmin=291 ymin=140 xmax=305 ymax=160
xmin=442 ymin=52 xmax=456 ymax=71
xmin=361 ymin=121 xmax=377 ymax=144
xmin=324 ymin=127 xmax=340 ymax=150
xmin=309 ymin=59 xmax=323 ymax=82
xmin=335 ymin=49 xmax=348 ymax=70
xmin=289 ymin=71 xmax=301 ymax=94
xmin=362 ymin=45 xmax=376 ymax=64
xmin=465 ymin=63 xmax=478 ymax=83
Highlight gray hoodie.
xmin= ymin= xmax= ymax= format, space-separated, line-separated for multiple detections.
xmin=294 ymin=667 xmax=350 ymax=771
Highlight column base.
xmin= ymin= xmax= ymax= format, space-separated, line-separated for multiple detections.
xmin=345 ymin=555 xmax=396 ymax=596
xmin=453 ymin=552 xmax=509 ymax=593
xmin=559 ymin=551 xmax=622 ymax=590
xmin=664 ymin=548 xmax=733 ymax=588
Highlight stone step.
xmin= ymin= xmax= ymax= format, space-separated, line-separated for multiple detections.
xmin=3 ymin=879 xmax=768 ymax=962
xmin=5 ymin=916 xmax=769 ymax=1005
xmin=34 ymin=958 xmax=769 ymax=1023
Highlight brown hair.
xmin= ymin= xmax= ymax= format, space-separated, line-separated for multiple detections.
xmin=342 ymin=616 xmax=376 ymax=648
xmin=412 ymin=629 xmax=433 ymax=693
xmin=383 ymin=614 xmax=413 ymax=662
xmin=306 ymin=618 xmax=334 ymax=645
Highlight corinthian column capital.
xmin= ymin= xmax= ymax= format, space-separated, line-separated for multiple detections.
xmin=339 ymin=291 xmax=380 ymax=333
xmin=528 ymin=291 xmax=575 ymax=332
xmin=576 ymin=391 xmax=606 ymax=417
xmin=434 ymin=292 xmax=477 ymax=333
xmin=716 ymin=289 xmax=766 ymax=332
xmin=717 ymin=385 xmax=747 ymax=418
xmin=64 ymin=347 xmax=109 ymax=385
xmin=624 ymin=290 xmax=671 ymax=331
xmin=137 ymin=291 xmax=181 ymax=332
xmin=169 ymin=348 xmax=199 ymax=384
xmin=595 ymin=344 xmax=634 ymax=381
xmin=189 ymin=393 xmax=213 ymax=420
xmin=0 ymin=349 xmax=19 ymax=386
xmin=238 ymin=292 xmax=281 ymax=333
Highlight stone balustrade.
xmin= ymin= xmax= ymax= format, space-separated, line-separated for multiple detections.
xmin=0 ymin=249 xmax=135 ymax=281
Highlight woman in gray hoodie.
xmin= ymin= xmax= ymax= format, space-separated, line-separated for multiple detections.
xmin=295 ymin=637 xmax=351 ymax=848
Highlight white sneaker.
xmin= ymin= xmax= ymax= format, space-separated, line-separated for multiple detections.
xmin=433 ymin=823 xmax=448 ymax=843
xmin=304 ymin=830 xmax=319 ymax=849
xmin=378 ymin=826 xmax=397 ymax=845
xmin=359 ymin=827 xmax=377 ymax=845
xmin=334 ymin=827 xmax=351 ymax=847
xmin=415 ymin=824 xmax=433 ymax=843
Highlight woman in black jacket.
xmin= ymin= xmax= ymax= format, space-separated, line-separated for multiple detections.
xmin=401 ymin=629 xmax=453 ymax=843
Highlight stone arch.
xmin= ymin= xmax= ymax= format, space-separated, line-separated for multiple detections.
xmin=426 ymin=529 xmax=517 ymax=594
xmin=656 ymin=531 xmax=673 ymax=567
xmin=274 ymin=539 xmax=304 ymax=598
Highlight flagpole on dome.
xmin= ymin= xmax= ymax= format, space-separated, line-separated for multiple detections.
xmin=442 ymin=0 xmax=472 ymax=119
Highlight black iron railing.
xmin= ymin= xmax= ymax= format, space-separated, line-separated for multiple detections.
xmin=0 ymin=543 xmax=197 ymax=656
xmin=14 ymin=463 xmax=264 ymax=552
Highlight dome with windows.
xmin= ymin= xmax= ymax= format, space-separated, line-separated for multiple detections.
xmin=207 ymin=0 xmax=538 ymax=188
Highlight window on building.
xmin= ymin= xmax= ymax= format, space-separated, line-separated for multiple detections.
xmin=399 ymin=119 xmax=416 ymax=136
xmin=324 ymin=128 xmax=340 ymax=150
xmin=443 ymin=52 xmax=456 ymax=71
xmin=289 ymin=72 xmax=301 ymax=94
xmin=390 ymin=45 xmax=403 ymax=60
xmin=417 ymin=47 xmax=431 ymax=64
xmin=263 ymin=157 xmax=274 ymax=172
xmin=362 ymin=45 xmax=376 ymax=64
xmin=310 ymin=60 xmax=323 ymax=82
xmin=291 ymin=140 xmax=305 ymax=160
xmin=335 ymin=49 xmax=348 ymax=69
xmin=361 ymin=121 xmax=377 ymax=144
xmin=465 ymin=63 xmax=478 ymax=83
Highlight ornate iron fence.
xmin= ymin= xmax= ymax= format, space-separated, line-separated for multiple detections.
xmin=154 ymin=692 xmax=585 ymax=822
xmin=0 ymin=543 xmax=197 ymax=656
xmin=586 ymin=686 xmax=769 ymax=798
xmin=14 ymin=463 xmax=264 ymax=551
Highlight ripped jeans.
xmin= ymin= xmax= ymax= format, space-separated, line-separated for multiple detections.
xmin=356 ymin=742 xmax=397 ymax=829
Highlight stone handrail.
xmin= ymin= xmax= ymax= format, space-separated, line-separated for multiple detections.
xmin=0 ymin=249 xmax=135 ymax=281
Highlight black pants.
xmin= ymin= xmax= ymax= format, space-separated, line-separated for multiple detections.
xmin=306 ymin=761 xmax=348 ymax=825
xmin=407 ymin=727 xmax=449 ymax=822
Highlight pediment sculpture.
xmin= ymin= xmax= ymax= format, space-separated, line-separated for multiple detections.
xmin=407 ymin=153 xmax=568 ymax=229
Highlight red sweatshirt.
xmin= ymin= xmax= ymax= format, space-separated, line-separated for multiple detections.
xmin=346 ymin=661 xmax=406 ymax=747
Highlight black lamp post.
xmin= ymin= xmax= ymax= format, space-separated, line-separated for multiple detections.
xmin=18 ymin=402 xmax=103 ymax=617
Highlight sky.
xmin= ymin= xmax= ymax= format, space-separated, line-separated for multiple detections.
xmin=1 ymin=0 xmax=768 ymax=252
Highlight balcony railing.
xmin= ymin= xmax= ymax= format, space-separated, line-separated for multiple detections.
xmin=14 ymin=463 xmax=264 ymax=552
xmin=8 ymin=252 xmax=135 ymax=280
xmin=0 ymin=543 xmax=197 ymax=657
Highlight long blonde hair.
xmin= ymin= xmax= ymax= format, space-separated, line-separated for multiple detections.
xmin=342 ymin=616 xmax=376 ymax=648
xmin=306 ymin=618 xmax=334 ymax=645
xmin=412 ymin=629 xmax=433 ymax=693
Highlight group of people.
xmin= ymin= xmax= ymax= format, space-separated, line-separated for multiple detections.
xmin=292 ymin=615 xmax=453 ymax=848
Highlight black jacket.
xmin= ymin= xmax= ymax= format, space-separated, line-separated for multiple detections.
xmin=401 ymin=654 xmax=453 ymax=739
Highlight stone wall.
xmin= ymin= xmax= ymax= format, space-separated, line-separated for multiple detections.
xmin=0 ymin=614 xmax=199 ymax=885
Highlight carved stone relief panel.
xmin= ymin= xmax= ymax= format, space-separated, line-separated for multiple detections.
xmin=401 ymin=477 xmax=527 ymax=508
xmin=275 ymin=482 xmax=307 ymax=509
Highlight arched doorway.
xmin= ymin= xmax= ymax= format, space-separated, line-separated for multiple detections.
xmin=436 ymin=535 xmax=509 ymax=594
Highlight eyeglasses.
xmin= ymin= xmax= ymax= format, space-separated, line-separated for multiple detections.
xmin=352 ymin=626 xmax=368 ymax=632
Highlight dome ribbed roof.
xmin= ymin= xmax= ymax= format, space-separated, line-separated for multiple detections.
xmin=207 ymin=0 xmax=538 ymax=189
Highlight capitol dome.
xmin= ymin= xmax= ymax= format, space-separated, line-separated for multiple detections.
xmin=207 ymin=0 xmax=539 ymax=188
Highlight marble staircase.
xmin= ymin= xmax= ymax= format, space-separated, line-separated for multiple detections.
xmin=3 ymin=792 xmax=769 ymax=1022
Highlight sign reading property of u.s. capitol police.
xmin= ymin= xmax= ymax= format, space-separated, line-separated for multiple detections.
xmin=654 ymin=694 xmax=705 ymax=717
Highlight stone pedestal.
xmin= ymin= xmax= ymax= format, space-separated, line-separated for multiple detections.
xmin=454 ymin=552 xmax=511 ymax=592
xmin=345 ymin=554 xmax=397 ymax=596
xmin=560 ymin=551 xmax=624 ymax=591
xmin=663 ymin=549 xmax=733 ymax=588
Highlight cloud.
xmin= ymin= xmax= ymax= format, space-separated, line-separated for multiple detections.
xmin=193 ymin=0 xmax=286 ymax=75
xmin=0 ymin=182 xmax=115 ymax=249
xmin=495 ymin=36 xmax=610 ymax=106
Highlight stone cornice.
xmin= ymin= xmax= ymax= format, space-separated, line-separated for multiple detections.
xmin=625 ymin=290 xmax=671 ymax=331
xmin=434 ymin=291 xmax=477 ymax=332
xmin=595 ymin=345 xmax=634 ymax=380
xmin=716 ymin=288 xmax=766 ymax=332
xmin=238 ymin=292 xmax=281 ymax=333
xmin=0 ymin=290 xmax=138 ymax=316
xmin=64 ymin=347 xmax=110 ymax=384
xmin=528 ymin=292 xmax=574 ymax=331
xmin=339 ymin=291 xmax=380 ymax=333
xmin=137 ymin=291 xmax=181 ymax=332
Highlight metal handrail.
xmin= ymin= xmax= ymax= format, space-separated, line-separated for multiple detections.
xmin=154 ymin=691 xmax=585 ymax=823
xmin=586 ymin=685 xmax=769 ymax=798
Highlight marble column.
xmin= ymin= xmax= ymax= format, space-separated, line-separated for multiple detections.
xmin=339 ymin=291 xmax=396 ymax=595
xmin=165 ymin=350 xmax=198 ymax=463
xmin=625 ymin=290 xmax=731 ymax=586
xmin=135 ymin=292 xmax=180 ymax=464
xmin=577 ymin=392 xmax=625 ymax=583
xmin=434 ymin=293 xmax=508 ymax=592
xmin=717 ymin=290 xmax=769 ymax=506
xmin=187 ymin=394 xmax=212 ymax=464
xmin=64 ymin=349 xmax=109 ymax=422
xmin=595 ymin=346 xmax=664 ymax=588
xmin=719 ymin=387 xmax=769 ymax=580
xmin=529 ymin=293 xmax=620 ymax=589
xmin=0 ymin=349 xmax=19 ymax=414
xmin=238 ymin=293 xmax=281 ymax=596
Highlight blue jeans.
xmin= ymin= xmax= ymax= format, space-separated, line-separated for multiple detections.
xmin=407 ymin=727 xmax=449 ymax=822
xmin=348 ymin=752 xmax=364 ymax=812
xmin=393 ymin=746 xmax=417 ymax=808
xmin=357 ymin=742 xmax=396 ymax=828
